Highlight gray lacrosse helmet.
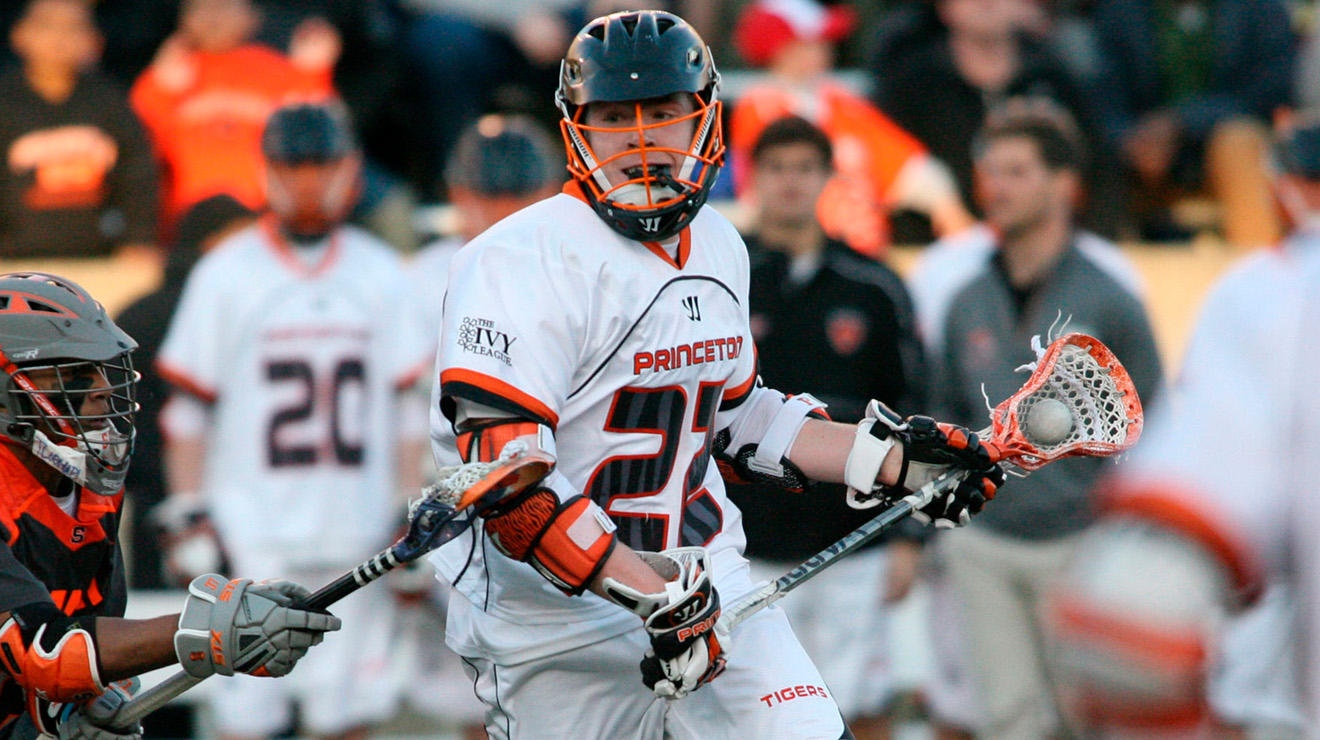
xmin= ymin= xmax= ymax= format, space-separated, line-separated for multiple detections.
xmin=0 ymin=272 xmax=138 ymax=495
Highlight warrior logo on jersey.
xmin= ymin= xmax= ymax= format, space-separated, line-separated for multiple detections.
xmin=458 ymin=316 xmax=518 ymax=365
xmin=682 ymin=296 xmax=701 ymax=322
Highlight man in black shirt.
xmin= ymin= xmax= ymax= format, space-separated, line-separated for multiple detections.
xmin=0 ymin=0 xmax=158 ymax=259
xmin=730 ymin=116 xmax=929 ymax=740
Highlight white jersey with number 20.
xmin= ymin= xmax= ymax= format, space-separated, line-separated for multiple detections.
xmin=159 ymin=221 xmax=431 ymax=568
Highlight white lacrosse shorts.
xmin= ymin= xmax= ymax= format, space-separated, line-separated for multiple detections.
xmin=748 ymin=548 xmax=892 ymax=719
xmin=208 ymin=563 xmax=401 ymax=737
xmin=460 ymin=605 xmax=849 ymax=740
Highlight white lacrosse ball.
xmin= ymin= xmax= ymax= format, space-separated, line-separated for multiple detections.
xmin=1026 ymin=398 xmax=1073 ymax=445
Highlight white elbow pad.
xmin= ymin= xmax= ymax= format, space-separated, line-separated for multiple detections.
xmin=719 ymin=388 xmax=825 ymax=477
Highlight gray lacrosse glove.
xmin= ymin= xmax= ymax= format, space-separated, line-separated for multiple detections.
xmin=56 ymin=680 xmax=141 ymax=740
xmin=174 ymin=575 xmax=341 ymax=679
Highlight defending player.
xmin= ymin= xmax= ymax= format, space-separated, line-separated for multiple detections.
xmin=156 ymin=101 xmax=431 ymax=740
xmin=1043 ymin=116 xmax=1320 ymax=735
xmin=427 ymin=11 xmax=1004 ymax=739
xmin=0 ymin=272 xmax=341 ymax=740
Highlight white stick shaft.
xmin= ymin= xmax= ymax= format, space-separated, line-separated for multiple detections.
xmin=119 ymin=672 xmax=199 ymax=725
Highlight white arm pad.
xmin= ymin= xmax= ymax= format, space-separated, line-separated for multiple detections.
xmin=718 ymin=387 xmax=825 ymax=476
xmin=843 ymin=400 xmax=902 ymax=504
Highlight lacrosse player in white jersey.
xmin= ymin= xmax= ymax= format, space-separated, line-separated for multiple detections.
xmin=1043 ymin=116 xmax=1320 ymax=738
xmin=156 ymin=101 xmax=432 ymax=740
xmin=425 ymin=10 xmax=1005 ymax=740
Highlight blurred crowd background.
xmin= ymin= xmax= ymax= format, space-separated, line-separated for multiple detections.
xmin=0 ymin=0 xmax=1312 ymax=261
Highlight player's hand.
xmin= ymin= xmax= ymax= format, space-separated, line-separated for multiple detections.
xmin=602 ymin=548 xmax=728 ymax=699
xmin=174 ymin=575 xmax=341 ymax=679
xmin=847 ymin=402 xmax=1003 ymax=527
xmin=55 ymin=679 xmax=142 ymax=740
xmin=153 ymin=494 xmax=225 ymax=586
xmin=896 ymin=415 xmax=1003 ymax=528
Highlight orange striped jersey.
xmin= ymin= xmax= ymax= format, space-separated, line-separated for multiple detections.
xmin=730 ymin=81 xmax=928 ymax=256
xmin=0 ymin=445 xmax=126 ymax=618
xmin=0 ymin=444 xmax=127 ymax=728
xmin=130 ymin=45 xmax=332 ymax=228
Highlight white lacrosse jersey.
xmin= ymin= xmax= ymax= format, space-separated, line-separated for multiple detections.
xmin=158 ymin=219 xmax=432 ymax=568
xmin=1107 ymin=226 xmax=1320 ymax=730
xmin=427 ymin=186 xmax=762 ymax=663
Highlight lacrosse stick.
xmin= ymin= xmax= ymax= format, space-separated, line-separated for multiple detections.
xmin=718 ymin=332 xmax=1144 ymax=634
xmin=117 ymin=450 xmax=553 ymax=725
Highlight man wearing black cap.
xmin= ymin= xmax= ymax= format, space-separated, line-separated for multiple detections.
xmin=155 ymin=100 xmax=432 ymax=740
xmin=412 ymin=113 xmax=562 ymax=344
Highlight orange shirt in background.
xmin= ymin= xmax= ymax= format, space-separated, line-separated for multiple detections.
xmin=131 ymin=44 xmax=332 ymax=229
xmin=731 ymin=82 xmax=927 ymax=257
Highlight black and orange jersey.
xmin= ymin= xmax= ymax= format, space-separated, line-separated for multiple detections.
xmin=0 ymin=443 xmax=127 ymax=731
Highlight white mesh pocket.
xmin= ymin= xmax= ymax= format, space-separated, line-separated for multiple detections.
xmin=1011 ymin=343 xmax=1131 ymax=456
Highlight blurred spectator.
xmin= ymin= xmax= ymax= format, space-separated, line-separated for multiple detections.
xmin=907 ymin=103 xmax=1163 ymax=740
xmin=399 ymin=0 xmax=579 ymax=202
xmin=868 ymin=0 xmax=1124 ymax=239
xmin=115 ymin=194 xmax=254 ymax=589
xmin=412 ymin=113 xmax=561 ymax=331
xmin=250 ymin=0 xmax=420 ymax=250
xmin=130 ymin=0 xmax=335 ymax=230
xmin=728 ymin=115 xmax=929 ymax=740
xmin=156 ymin=102 xmax=428 ymax=740
xmin=730 ymin=0 xmax=973 ymax=254
xmin=408 ymin=111 xmax=561 ymax=740
xmin=0 ymin=0 xmax=158 ymax=258
xmin=1092 ymin=0 xmax=1293 ymax=248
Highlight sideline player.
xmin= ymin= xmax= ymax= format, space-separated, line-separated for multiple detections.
xmin=1043 ymin=116 xmax=1320 ymax=735
xmin=0 ymin=271 xmax=340 ymax=740
xmin=427 ymin=11 xmax=1004 ymax=739
xmin=156 ymin=101 xmax=431 ymax=740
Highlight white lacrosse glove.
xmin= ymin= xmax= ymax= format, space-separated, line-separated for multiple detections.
xmin=602 ymin=547 xmax=729 ymax=699
xmin=152 ymin=492 xmax=224 ymax=585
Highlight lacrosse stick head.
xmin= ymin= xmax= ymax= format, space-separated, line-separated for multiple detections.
xmin=987 ymin=333 xmax=1144 ymax=471
xmin=402 ymin=451 xmax=555 ymax=558
xmin=422 ymin=450 xmax=555 ymax=511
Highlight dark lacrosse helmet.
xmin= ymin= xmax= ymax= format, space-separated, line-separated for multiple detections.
xmin=261 ymin=100 xmax=361 ymax=242
xmin=557 ymin=10 xmax=725 ymax=241
xmin=0 ymin=272 xmax=138 ymax=495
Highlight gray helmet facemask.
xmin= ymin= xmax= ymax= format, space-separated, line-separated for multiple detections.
xmin=0 ymin=273 xmax=138 ymax=495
